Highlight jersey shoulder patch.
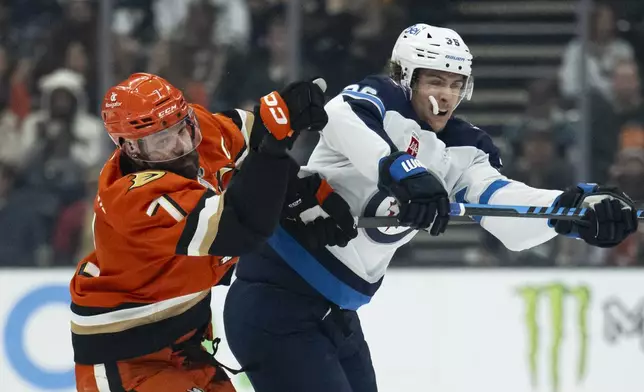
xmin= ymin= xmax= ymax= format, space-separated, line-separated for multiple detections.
xmin=341 ymin=75 xmax=410 ymax=115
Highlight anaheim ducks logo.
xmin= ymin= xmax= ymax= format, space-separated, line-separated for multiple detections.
xmin=128 ymin=170 xmax=166 ymax=190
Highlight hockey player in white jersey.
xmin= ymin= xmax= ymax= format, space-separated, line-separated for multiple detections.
xmin=224 ymin=24 xmax=638 ymax=392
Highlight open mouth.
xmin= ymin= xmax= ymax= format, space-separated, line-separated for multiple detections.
xmin=436 ymin=110 xmax=449 ymax=117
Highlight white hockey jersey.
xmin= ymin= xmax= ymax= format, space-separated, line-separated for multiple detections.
xmin=260 ymin=75 xmax=563 ymax=311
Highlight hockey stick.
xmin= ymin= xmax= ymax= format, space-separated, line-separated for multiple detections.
xmin=357 ymin=202 xmax=644 ymax=228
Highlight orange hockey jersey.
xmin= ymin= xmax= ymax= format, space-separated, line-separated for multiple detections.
xmin=70 ymin=105 xmax=259 ymax=364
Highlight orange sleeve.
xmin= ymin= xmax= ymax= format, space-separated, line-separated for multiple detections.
xmin=192 ymin=104 xmax=251 ymax=170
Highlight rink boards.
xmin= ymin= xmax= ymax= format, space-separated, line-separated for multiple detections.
xmin=1 ymin=268 xmax=643 ymax=392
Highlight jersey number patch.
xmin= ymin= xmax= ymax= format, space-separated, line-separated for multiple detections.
xmin=344 ymin=84 xmax=378 ymax=96
xmin=129 ymin=171 xmax=166 ymax=190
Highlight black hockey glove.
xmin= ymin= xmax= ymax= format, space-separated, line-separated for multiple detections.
xmin=549 ymin=183 xmax=638 ymax=248
xmin=281 ymin=173 xmax=358 ymax=249
xmin=378 ymin=151 xmax=450 ymax=235
xmin=250 ymin=78 xmax=328 ymax=156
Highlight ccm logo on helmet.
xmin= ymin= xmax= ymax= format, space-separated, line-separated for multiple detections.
xmin=158 ymin=104 xmax=178 ymax=118
xmin=263 ymin=92 xmax=288 ymax=125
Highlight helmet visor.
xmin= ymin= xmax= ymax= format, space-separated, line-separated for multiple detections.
xmin=126 ymin=108 xmax=202 ymax=163
xmin=412 ymin=73 xmax=474 ymax=113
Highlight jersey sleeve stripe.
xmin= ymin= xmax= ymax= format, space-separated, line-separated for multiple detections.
xmin=341 ymin=90 xmax=385 ymax=118
xmin=218 ymin=109 xmax=244 ymax=131
xmin=71 ymin=292 xmax=212 ymax=364
xmin=478 ymin=179 xmax=511 ymax=204
xmin=78 ymin=261 xmax=101 ymax=278
xmin=234 ymin=109 xmax=253 ymax=165
xmin=234 ymin=109 xmax=253 ymax=145
xmin=71 ymin=290 xmax=209 ymax=332
xmin=194 ymin=193 xmax=225 ymax=256
xmin=176 ymin=191 xmax=210 ymax=254
xmin=175 ymin=190 xmax=225 ymax=256
xmin=218 ymin=109 xmax=251 ymax=166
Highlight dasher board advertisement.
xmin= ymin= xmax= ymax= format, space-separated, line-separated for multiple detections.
xmin=360 ymin=269 xmax=644 ymax=392
xmin=2 ymin=269 xmax=643 ymax=392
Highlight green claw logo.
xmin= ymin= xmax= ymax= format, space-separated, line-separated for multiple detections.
xmin=517 ymin=283 xmax=591 ymax=392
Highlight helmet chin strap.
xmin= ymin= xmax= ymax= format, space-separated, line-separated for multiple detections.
xmin=428 ymin=95 xmax=439 ymax=115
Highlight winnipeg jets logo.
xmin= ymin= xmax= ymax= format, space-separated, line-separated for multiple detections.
xmin=363 ymin=191 xmax=412 ymax=243
xmin=383 ymin=200 xmax=399 ymax=233
xmin=404 ymin=24 xmax=425 ymax=36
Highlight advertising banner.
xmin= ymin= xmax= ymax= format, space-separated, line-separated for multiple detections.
xmin=360 ymin=269 xmax=644 ymax=392
xmin=1 ymin=269 xmax=643 ymax=391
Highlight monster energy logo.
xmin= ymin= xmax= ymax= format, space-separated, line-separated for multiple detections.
xmin=517 ymin=283 xmax=591 ymax=392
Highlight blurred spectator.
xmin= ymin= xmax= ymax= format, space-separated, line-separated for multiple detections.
xmin=0 ymin=162 xmax=55 ymax=266
xmin=155 ymin=0 xmax=231 ymax=108
xmin=32 ymin=0 xmax=99 ymax=111
xmin=52 ymin=165 xmax=100 ymax=265
xmin=216 ymin=5 xmax=318 ymax=110
xmin=21 ymin=69 xmax=104 ymax=169
xmin=559 ymin=2 xmax=635 ymax=102
xmin=503 ymin=78 xmax=576 ymax=164
xmin=212 ymin=0 xmax=251 ymax=48
xmin=504 ymin=128 xmax=574 ymax=190
xmin=3 ymin=0 xmax=62 ymax=59
xmin=154 ymin=0 xmax=249 ymax=49
xmin=112 ymin=0 xmax=157 ymax=46
xmin=0 ymin=45 xmax=23 ymax=167
xmin=590 ymin=58 xmax=644 ymax=183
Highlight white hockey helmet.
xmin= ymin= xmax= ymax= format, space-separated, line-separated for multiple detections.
xmin=391 ymin=24 xmax=474 ymax=103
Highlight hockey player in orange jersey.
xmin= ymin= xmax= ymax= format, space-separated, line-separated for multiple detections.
xmin=70 ymin=73 xmax=330 ymax=392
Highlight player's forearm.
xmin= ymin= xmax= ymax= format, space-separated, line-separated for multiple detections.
xmin=476 ymin=182 xmax=562 ymax=251
xmin=451 ymin=151 xmax=562 ymax=251
xmin=208 ymin=151 xmax=295 ymax=255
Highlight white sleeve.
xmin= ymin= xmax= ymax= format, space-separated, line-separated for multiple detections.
xmin=446 ymin=147 xmax=563 ymax=251
xmin=320 ymin=95 xmax=393 ymax=182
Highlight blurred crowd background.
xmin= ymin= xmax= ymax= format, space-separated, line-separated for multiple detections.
xmin=1 ymin=0 xmax=644 ymax=268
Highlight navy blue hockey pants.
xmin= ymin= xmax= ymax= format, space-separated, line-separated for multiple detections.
xmin=223 ymin=278 xmax=378 ymax=392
